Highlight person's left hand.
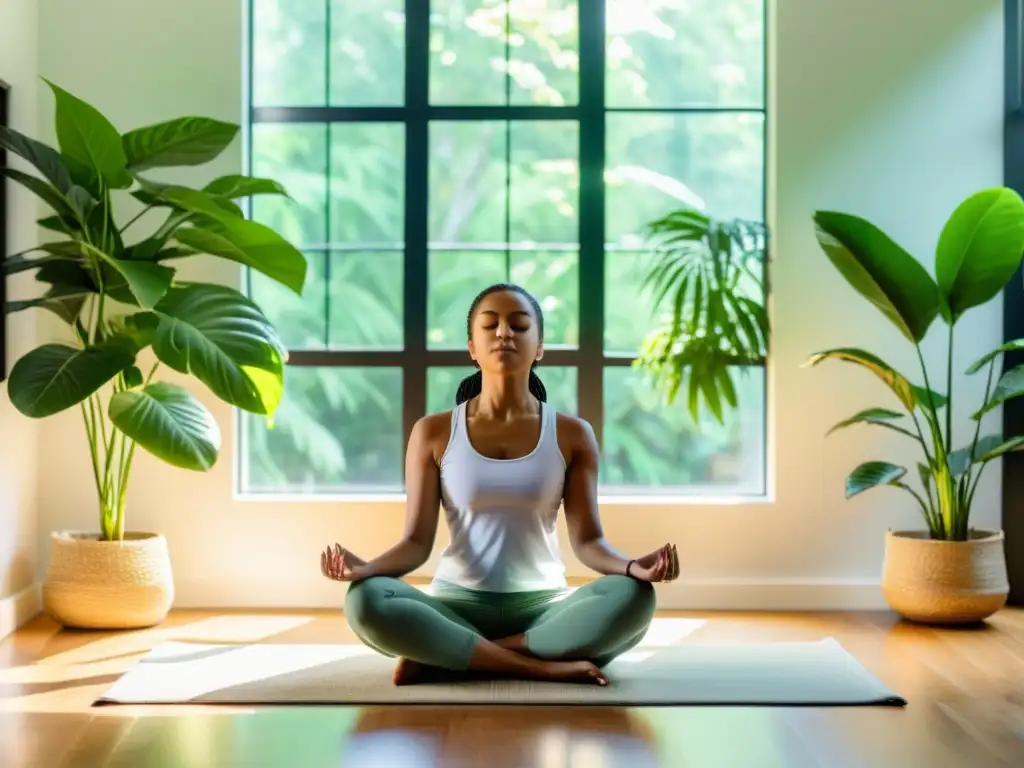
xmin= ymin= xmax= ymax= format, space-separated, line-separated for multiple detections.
xmin=628 ymin=543 xmax=679 ymax=583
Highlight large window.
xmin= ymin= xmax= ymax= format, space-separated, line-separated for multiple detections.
xmin=240 ymin=0 xmax=767 ymax=497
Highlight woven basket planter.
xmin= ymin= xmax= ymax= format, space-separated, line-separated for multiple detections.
xmin=881 ymin=528 xmax=1009 ymax=625
xmin=42 ymin=531 xmax=175 ymax=629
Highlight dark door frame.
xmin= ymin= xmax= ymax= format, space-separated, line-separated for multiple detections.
xmin=1004 ymin=0 xmax=1024 ymax=604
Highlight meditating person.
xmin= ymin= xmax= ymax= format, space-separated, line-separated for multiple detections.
xmin=320 ymin=283 xmax=680 ymax=686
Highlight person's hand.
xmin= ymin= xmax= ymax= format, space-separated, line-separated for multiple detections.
xmin=628 ymin=543 xmax=679 ymax=583
xmin=321 ymin=543 xmax=368 ymax=582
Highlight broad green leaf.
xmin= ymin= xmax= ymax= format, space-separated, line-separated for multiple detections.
xmin=5 ymin=285 xmax=91 ymax=325
xmin=203 ymin=174 xmax=288 ymax=199
xmin=813 ymin=211 xmax=940 ymax=342
xmin=45 ymin=79 xmax=132 ymax=188
xmin=948 ymin=434 xmax=1024 ymax=476
xmin=144 ymin=284 xmax=286 ymax=416
xmin=973 ymin=364 xmax=1024 ymax=419
xmin=845 ymin=461 xmax=907 ymax=499
xmin=936 ymin=187 xmax=1024 ymax=323
xmin=122 ymin=117 xmax=238 ymax=172
xmin=0 ymin=125 xmax=75 ymax=194
xmin=7 ymin=342 xmax=135 ymax=418
xmin=976 ymin=435 xmax=1024 ymax=462
xmin=156 ymin=185 xmax=243 ymax=219
xmin=948 ymin=435 xmax=1002 ymax=477
xmin=38 ymin=215 xmax=74 ymax=234
xmin=803 ymin=347 xmax=916 ymax=411
xmin=79 ymin=241 xmax=173 ymax=309
xmin=122 ymin=241 xmax=197 ymax=262
xmin=966 ymin=338 xmax=1024 ymax=374
xmin=827 ymin=408 xmax=916 ymax=439
xmin=1 ymin=167 xmax=78 ymax=220
xmin=121 ymin=365 xmax=145 ymax=389
xmin=109 ymin=381 xmax=221 ymax=471
xmin=174 ymin=219 xmax=307 ymax=295
xmin=911 ymin=385 xmax=947 ymax=411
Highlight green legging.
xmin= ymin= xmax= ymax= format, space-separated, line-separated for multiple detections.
xmin=344 ymin=574 xmax=656 ymax=671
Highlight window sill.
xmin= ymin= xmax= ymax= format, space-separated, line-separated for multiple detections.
xmin=232 ymin=491 xmax=773 ymax=506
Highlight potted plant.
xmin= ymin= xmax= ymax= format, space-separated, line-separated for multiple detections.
xmin=1 ymin=80 xmax=305 ymax=629
xmin=634 ymin=207 xmax=769 ymax=424
xmin=806 ymin=187 xmax=1024 ymax=624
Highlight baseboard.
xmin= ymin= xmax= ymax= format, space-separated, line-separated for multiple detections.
xmin=171 ymin=577 xmax=887 ymax=612
xmin=0 ymin=582 xmax=43 ymax=640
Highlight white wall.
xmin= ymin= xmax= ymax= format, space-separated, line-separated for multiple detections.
xmin=0 ymin=0 xmax=41 ymax=634
xmin=32 ymin=0 xmax=1007 ymax=610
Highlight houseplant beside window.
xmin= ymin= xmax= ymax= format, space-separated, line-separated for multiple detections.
xmin=807 ymin=187 xmax=1024 ymax=624
xmin=1 ymin=81 xmax=305 ymax=628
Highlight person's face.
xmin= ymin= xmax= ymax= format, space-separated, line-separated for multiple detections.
xmin=468 ymin=291 xmax=543 ymax=374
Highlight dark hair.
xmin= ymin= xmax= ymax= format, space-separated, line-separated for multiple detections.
xmin=455 ymin=283 xmax=547 ymax=405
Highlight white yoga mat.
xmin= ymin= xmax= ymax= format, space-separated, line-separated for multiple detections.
xmin=94 ymin=638 xmax=906 ymax=707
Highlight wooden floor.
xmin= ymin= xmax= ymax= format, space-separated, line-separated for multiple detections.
xmin=1 ymin=608 xmax=1023 ymax=767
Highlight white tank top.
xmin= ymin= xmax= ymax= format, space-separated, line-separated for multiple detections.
xmin=432 ymin=400 xmax=568 ymax=592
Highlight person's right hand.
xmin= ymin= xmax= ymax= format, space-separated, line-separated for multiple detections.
xmin=321 ymin=543 xmax=368 ymax=582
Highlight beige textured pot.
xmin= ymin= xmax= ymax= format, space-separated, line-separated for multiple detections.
xmin=881 ymin=528 xmax=1009 ymax=625
xmin=42 ymin=531 xmax=174 ymax=629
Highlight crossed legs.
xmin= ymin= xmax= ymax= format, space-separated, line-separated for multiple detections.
xmin=344 ymin=575 xmax=655 ymax=684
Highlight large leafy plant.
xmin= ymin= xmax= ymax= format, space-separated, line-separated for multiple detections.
xmin=806 ymin=187 xmax=1024 ymax=541
xmin=634 ymin=208 xmax=769 ymax=423
xmin=1 ymin=81 xmax=306 ymax=541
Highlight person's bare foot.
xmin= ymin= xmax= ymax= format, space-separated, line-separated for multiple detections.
xmin=539 ymin=660 xmax=608 ymax=686
xmin=392 ymin=657 xmax=451 ymax=686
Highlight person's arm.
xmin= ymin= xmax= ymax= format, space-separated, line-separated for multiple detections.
xmin=358 ymin=416 xmax=442 ymax=579
xmin=562 ymin=416 xmax=633 ymax=576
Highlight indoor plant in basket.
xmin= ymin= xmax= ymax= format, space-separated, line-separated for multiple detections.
xmin=806 ymin=187 xmax=1024 ymax=624
xmin=1 ymin=81 xmax=305 ymax=629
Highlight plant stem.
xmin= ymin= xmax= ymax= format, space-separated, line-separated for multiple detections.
xmin=118 ymin=204 xmax=151 ymax=235
xmin=80 ymin=403 xmax=103 ymax=504
xmin=945 ymin=324 xmax=954 ymax=455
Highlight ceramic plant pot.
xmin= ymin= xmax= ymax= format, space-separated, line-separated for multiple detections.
xmin=42 ymin=530 xmax=174 ymax=629
xmin=881 ymin=528 xmax=1009 ymax=625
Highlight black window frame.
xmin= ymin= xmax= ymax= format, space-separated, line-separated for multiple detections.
xmin=244 ymin=0 xmax=769 ymax=491
xmin=1004 ymin=0 xmax=1024 ymax=604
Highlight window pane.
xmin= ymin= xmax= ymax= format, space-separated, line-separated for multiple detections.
xmin=428 ymin=250 xmax=578 ymax=349
xmin=605 ymin=0 xmax=764 ymax=108
xmin=603 ymin=250 xmax=650 ymax=354
xmin=509 ymin=121 xmax=578 ymax=243
xmin=600 ymin=366 xmax=765 ymax=494
xmin=430 ymin=0 xmax=506 ymax=105
xmin=252 ymin=0 xmax=326 ymax=107
xmin=330 ymin=124 xmax=404 ymax=244
xmin=251 ymin=124 xmax=327 ymax=248
xmin=427 ymin=367 xmax=477 ymax=415
xmin=251 ymin=251 xmax=327 ymax=352
xmin=605 ymin=113 xmax=765 ymax=245
xmin=508 ymin=0 xmax=579 ymax=106
xmin=427 ymin=366 xmax=577 ymax=416
xmin=429 ymin=122 xmax=507 ymax=243
xmin=537 ymin=366 xmax=577 ymax=414
xmin=241 ymin=367 xmax=404 ymax=493
xmin=329 ymin=0 xmax=405 ymax=106
xmin=328 ymin=251 xmax=403 ymax=350
xmin=430 ymin=0 xmax=580 ymax=106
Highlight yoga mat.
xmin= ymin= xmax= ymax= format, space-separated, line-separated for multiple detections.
xmin=94 ymin=638 xmax=906 ymax=707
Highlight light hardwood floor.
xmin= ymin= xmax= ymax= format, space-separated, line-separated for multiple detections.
xmin=2 ymin=607 xmax=1023 ymax=767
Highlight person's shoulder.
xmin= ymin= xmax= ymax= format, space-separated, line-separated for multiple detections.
xmin=413 ymin=410 xmax=455 ymax=442
xmin=409 ymin=410 xmax=456 ymax=461
xmin=554 ymin=412 xmax=598 ymax=448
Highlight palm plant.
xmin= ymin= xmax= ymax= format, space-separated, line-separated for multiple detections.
xmin=1 ymin=80 xmax=306 ymax=541
xmin=634 ymin=208 xmax=769 ymax=424
xmin=806 ymin=187 xmax=1024 ymax=541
